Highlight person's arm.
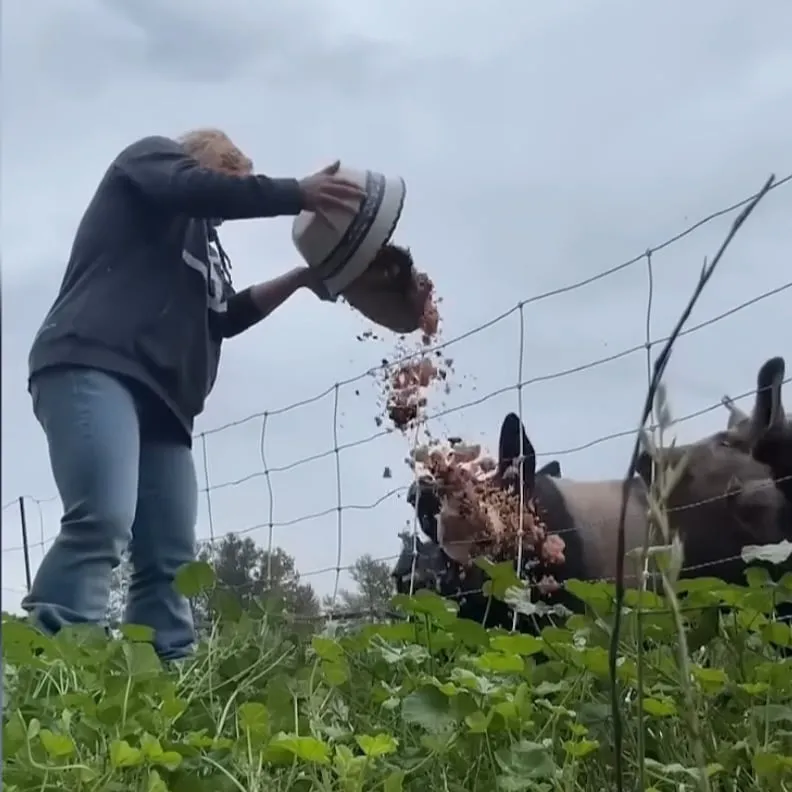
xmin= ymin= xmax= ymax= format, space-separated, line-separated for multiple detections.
xmin=221 ymin=268 xmax=311 ymax=339
xmin=113 ymin=136 xmax=305 ymax=220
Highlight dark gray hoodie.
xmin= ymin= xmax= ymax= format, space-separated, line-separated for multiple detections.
xmin=29 ymin=135 xmax=305 ymax=444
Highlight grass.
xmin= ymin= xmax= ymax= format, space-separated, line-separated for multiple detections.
xmin=4 ymin=560 xmax=792 ymax=792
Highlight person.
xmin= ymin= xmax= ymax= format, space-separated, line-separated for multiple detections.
xmin=22 ymin=129 xmax=367 ymax=660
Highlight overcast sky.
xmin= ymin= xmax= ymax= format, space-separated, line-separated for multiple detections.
xmin=2 ymin=0 xmax=791 ymax=614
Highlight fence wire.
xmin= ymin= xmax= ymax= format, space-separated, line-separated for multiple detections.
xmin=2 ymin=172 xmax=791 ymax=614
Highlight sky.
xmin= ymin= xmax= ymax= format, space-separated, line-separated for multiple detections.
xmin=2 ymin=0 xmax=791 ymax=615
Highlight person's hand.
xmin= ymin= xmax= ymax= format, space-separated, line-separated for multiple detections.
xmin=298 ymin=161 xmax=366 ymax=217
xmin=299 ymin=267 xmax=335 ymax=302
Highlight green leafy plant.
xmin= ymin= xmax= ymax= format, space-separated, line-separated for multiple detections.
xmin=5 ymin=553 xmax=792 ymax=791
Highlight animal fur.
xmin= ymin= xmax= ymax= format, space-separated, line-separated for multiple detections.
xmin=506 ymin=410 xmax=792 ymax=587
xmin=397 ymin=385 xmax=792 ymax=631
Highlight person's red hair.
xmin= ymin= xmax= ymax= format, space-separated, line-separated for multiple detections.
xmin=178 ymin=128 xmax=253 ymax=176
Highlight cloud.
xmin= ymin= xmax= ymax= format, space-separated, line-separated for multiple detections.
xmin=2 ymin=0 xmax=791 ymax=614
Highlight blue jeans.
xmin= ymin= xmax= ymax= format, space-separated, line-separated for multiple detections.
xmin=22 ymin=366 xmax=198 ymax=660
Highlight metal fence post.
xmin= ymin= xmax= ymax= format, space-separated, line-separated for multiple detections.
xmin=18 ymin=496 xmax=32 ymax=593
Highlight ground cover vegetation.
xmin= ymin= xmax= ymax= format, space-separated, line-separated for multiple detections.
xmin=4 ymin=546 xmax=792 ymax=792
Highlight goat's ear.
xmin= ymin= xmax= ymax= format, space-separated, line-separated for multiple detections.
xmin=753 ymin=426 xmax=792 ymax=504
xmin=498 ymin=412 xmax=537 ymax=493
xmin=420 ymin=514 xmax=440 ymax=544
xmin=750 ymin=357 xmax=786 ymax=437
xmin=407 ymin=480 xmax=441 ymax=517
xmin=538 ymin=460 xmax=561 ymax=478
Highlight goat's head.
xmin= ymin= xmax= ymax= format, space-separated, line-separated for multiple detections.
xmin=636 ymin=415 xmax=792 ymax=583
xmin=405 ymin=420 xmax=561 ymax=564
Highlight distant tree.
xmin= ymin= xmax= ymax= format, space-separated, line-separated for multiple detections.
xmin=106 ymin=535 xmax=320 ymax=630
xmin=197 ymin=534 xmax=320 ymax=622
xmin=323 ymin=553 xmax=395 ymax=617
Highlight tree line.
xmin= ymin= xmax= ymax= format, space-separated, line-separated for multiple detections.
xmin=107 ymin=533 xmax=396 ymax=626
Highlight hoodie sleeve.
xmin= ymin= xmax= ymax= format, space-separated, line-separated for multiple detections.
xmin=220 ymin=287 xmax=262 ymax=339
xmin=113 ymin=135 xmax=305 ymax=220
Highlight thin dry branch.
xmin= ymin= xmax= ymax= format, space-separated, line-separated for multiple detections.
xmin=608 ymin=173 xmax=777 ymax=792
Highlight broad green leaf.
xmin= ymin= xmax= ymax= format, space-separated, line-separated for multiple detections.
xmin=751 ymin=704 xmax=792 ymax=724
xmin=3 ymin=709 xmax=27 ymax=757
xmin=2 ymin=620 xmax=41 ymax=661
xmin=154 ymin=751 xmax=183 ymax=770
xmin=269 ymin=733 xmax=330 ymax=765
xmin=209 ymin=588 xmax=243 ymax=622
xmin=110 ymin=739 xmax=144 ymax=768
xmin=322 ymin=659 xmax=349 ymax=686
xmin=449 ymin=619 xmax=491 ymax=649
xmin=492 ymin=701 xmax=518 ymax=722
xmin=686 ymin=606 xmax=720 ymax=651
xmin=147 ymin=770 xmax=169 ymax=792
xmin=533 ymin=681 xmax=568 ymax=697
xmin=622 ymin=589 xmax=665 ymax=609
xmin=495 ymin=739 xmax=556 ymax=782
xmin=465 ymin=710 xmax=492 ymax=733
xmin=161 ymin=696 xmax=188 ymax=721
xmin=753 ymin=751 xmax=792 ymax=777
xmin=429 ymin=678 xmax=460 ymax=697
xmin=473 ymin=651 xmax=525 ymax=674
xmin=778 ymin=572 xmax=792 ymax=592
xmin=360 ymin=621 xmax=417 ymax=643
xmin=173 ymin=561 xmax=216 ymax=597
xmin=356 ymin=733 xmax=398 ymax=757
xmin=762 ymin=622 xmax=792 ymax=647
xmin=450 ymin=667 xmax=498 ymax=695
xmin=238 ymin=702 xmax=270 ymax=736
xmin=490 ymin=634 xmax=544 ymax=656
xmin=392 ymin=590 xmax=459 ymax=625
xmin=402 ymin=687 xmax=455 ymax=733
xmin=745 ymin=567 xmax=773 ymax=588
xmin=39 ymin=729 xmax=76 ymax=759
xmin=384 ymin=770 xmax=405 ymax=792
xmin=642 ymin=698 xmax=677 ymax=717
xmin=475 ymin=559 xmax=523 ymax=600
xmin=738 ymin=682 xmax=770 ymax=696
xmin=121 ymin=623 xmax=155 ymax=643
xmin=564 ymin=579 xmax=614 ymax=612
xmin=311 ymin=636 xmax=344 ymax=662
xmin=691 ymin=665 xmax=728 ymax=694
xmin=141 ymin=734 xmax=164 ymax=758
xmin=334 ymin=743 xmax=355 ymax=770
xmin=644 ymin=759 xmax=724 ymax=781
xmin=27 ymin=718 xmax=41 ymax=740
xmin=564 ymin=738 xmax=600 ymax=758
xmin=123 ymin=641 xmax=162 ymax=678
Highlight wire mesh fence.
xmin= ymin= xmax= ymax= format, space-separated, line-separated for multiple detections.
xmin=2 ymin=172 xmax=791 ymax=622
